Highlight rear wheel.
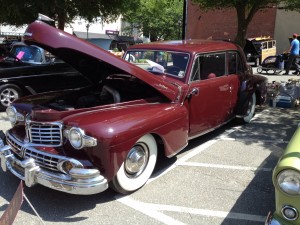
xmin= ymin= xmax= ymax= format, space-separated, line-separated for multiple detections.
xmin=257 ymin=67 xmax=263 ymax=74
xmin=266 ymin=65 xmax=276 ymax=74
xmin=110 ymin=134 xmax=157 ymax=194
xmin=242 ymin=93 xmax=256 ymax=123
xmin=0 ymin=84 xmax=22 ymax=110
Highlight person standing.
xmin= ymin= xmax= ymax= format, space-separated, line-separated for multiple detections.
xmin=284 ymin=33 xmax=300 ymax=75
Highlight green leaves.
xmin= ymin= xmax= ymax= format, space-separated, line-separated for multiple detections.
xmin=0 ymin=0 xmax=139 ymax=29
xmin=123 ymin=0 xmax=184 ymax=41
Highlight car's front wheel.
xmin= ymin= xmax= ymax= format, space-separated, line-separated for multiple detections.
xmin=0 ymin=84 xmax=22 ymax=110
xmin=110 ymin=134 xmax=157 ymax=194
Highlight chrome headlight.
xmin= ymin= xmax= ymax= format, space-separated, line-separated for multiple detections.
xmin=67 ymin=127 xmax=97 ymax=150
xmin=6 ymin=106 xmax=24 ymax=125
xmin=277 ymin=170 xmax=300 ymax=195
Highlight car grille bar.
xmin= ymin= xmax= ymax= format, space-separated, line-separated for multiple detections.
xmin=6 ymin=133 xmax=62 ymax=172
xmin=28 ymin=122 xmax=63 ymax=146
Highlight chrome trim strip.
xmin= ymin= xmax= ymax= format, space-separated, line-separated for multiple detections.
xmin=188 ymin=117 xmax=234 ymax=140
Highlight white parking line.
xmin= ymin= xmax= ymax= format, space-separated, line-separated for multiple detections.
xmin=117 ymin=196 xmax=265 ymax=224
xmin=177 ymin=161 xmax=273 ymax=172
xmin=118 ymin=111 xmax=271 ymax=224
xmin=148 ymin=139 xmax=218 ymax=184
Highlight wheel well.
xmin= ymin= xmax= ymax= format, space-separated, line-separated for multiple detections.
xmin=255 ymin=90 xmax=262 ymax=105
xmin=151 ymin=133 xmax=166 ymax=159
xmin=0 ymin=82 xmax=30 ymax=96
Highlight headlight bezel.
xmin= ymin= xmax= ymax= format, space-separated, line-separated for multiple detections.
xmin=277 ymin=169 xmax=300 ymax=195
xmin=6 ymin=105 xmax=24 ymax=125
xmin=65 ymin=127 xmax=97 ymax=150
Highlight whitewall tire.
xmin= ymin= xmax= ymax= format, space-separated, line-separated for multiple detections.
xmin=242 ymin=92 xmax=256 ymax=123
xmin=110 ymin=134 xmax=157 ymax=194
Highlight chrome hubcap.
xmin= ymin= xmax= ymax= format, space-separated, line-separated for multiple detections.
xmin=125 ymin=143 xmax=149 ymax=177
xmin=0 ymin=88 xmax=18 ymax=107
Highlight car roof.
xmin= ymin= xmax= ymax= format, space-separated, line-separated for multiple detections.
xmin=127 ymin=39 xmax=240 ymax=54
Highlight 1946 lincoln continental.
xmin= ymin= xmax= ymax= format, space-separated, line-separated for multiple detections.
xmin=0 ymin=20 xmax=267 ymax=195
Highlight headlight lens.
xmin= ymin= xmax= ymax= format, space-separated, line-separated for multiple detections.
xmin=66 ymin=127 xmax=97 ymax=150
xmin=277 ymin=170 xmax=300 ymax=195
xmin=6 ymin=106 xmax=17 ymax=124
xmin=6 ymin=106 xmax=24 ymax=125
xmin=68 ymin=127 xmax=83 ymax=149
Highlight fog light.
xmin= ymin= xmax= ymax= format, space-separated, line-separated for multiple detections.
xmin=57 ymin=159 xmax=83 ymax=174
xmin=282 ymin=205 xmax=298 ymax=221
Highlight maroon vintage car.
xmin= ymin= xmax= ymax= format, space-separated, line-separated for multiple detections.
xmin=0 ymin=21 xmax=267 ymax=195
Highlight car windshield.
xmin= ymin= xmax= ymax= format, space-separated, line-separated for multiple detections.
xmin=10 ymin=45 xmax=43 ymax=63
xmin=124 ymin=50 xmax=189 ymax=78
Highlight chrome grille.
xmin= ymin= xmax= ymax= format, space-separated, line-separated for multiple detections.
xmin=6 ymin=134 xmax=23 ymax=158
xmin=28 ymin=122 xmax=62 ymax=146
xmin=7 ymin=133 xmax=61 ymax=172
xmin=24 ymin=149 xmax=59 ymax=171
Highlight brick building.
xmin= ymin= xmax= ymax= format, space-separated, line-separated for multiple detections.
xmin=186 ymin=1 xmax=300 ymax=53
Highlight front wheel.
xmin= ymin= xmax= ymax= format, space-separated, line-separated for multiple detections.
xmin=0 ymin=84 xmax=22 ymax=110
xmin=110 ymin=134 xmax=157 ymax=194
xmin=240 ymin=92 xmax=256 ymax=123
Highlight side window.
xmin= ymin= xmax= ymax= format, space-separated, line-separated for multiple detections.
xmin=268 ymin=41 xmax=273 ymax=49
xmin=198 ymin=52 xmax=226 ymax=80
xmin=228 ymin=51 xmax=244 ymax=75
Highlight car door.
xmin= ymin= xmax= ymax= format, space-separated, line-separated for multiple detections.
xmin=187 ymin=52 xmax=232 ymax=138
xmin=227 ymin=51 xmax=243 ymax=112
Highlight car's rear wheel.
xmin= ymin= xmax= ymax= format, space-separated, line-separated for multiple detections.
xmin=0 ymin=84 xmax=22 ymax=110
xmin=110 ymin=134 xmax=157 ymax=194
xmin=241 ymin=92 xmax=256 ymax=123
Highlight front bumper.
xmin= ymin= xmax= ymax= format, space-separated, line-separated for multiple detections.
xmin=265 ymin=212 xmax=282 ymax=225
xmin=265 ymin=212 xmax=296 ymax=225
xmin=0 ymin=141 xmax=108 ymax=195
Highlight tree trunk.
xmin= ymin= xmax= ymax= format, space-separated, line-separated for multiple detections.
xmin=234 ymin=5 xmax=247 ymax=48
xmin=234 ymin=3 xmax=259 ymax=48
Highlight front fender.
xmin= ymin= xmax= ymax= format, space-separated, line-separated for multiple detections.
xmin=271 ymin=127 xmax=300 ymax=224
xmin=62 ymin=103 xmax=189 ymax=181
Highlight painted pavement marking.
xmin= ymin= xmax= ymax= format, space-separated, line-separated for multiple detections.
xmin=117 ymin=111 xmax=272 ymax=224
xmin=116 ymin=196 xmax=265 ymax=225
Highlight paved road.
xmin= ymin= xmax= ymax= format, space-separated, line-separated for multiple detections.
xmin=0 ymin=102 xmax=299 ymax=224
xmin=253 ymin=66 xmax=300 ymax=83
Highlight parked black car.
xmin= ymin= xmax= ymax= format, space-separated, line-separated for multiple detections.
xmin=0 ymin=42 xmax=91 ymax=110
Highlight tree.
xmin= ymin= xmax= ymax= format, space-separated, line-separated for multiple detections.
xmin=123 ymin=0 xmax=183 ymax=42
xmin=0 ymin=0 xmax=139 ymax=30
xmin=191 ymin=0 xmax=285 ymax=47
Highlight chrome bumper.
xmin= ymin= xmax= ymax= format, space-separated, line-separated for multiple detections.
xmin=265 ymin=212 xmax=283 ymax=225
xmin=0 ymin=144 xmax=108 ymax=195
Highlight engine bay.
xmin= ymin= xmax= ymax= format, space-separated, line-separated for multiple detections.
xmin=44 ymin=74 xmax=168 ymax=111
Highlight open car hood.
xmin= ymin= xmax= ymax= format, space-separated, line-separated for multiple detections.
xmin=23 ymin=21 xmax=178 ymax=101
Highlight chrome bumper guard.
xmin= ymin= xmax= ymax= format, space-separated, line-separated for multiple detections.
xmin=265 ymin=212 xmax=282 ymax=225
xmin=0 ymin=144 xmax=108 ymax=195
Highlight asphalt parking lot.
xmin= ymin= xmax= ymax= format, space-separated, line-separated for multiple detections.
xmin=1 ymin=72 xmax=300 ymax=225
